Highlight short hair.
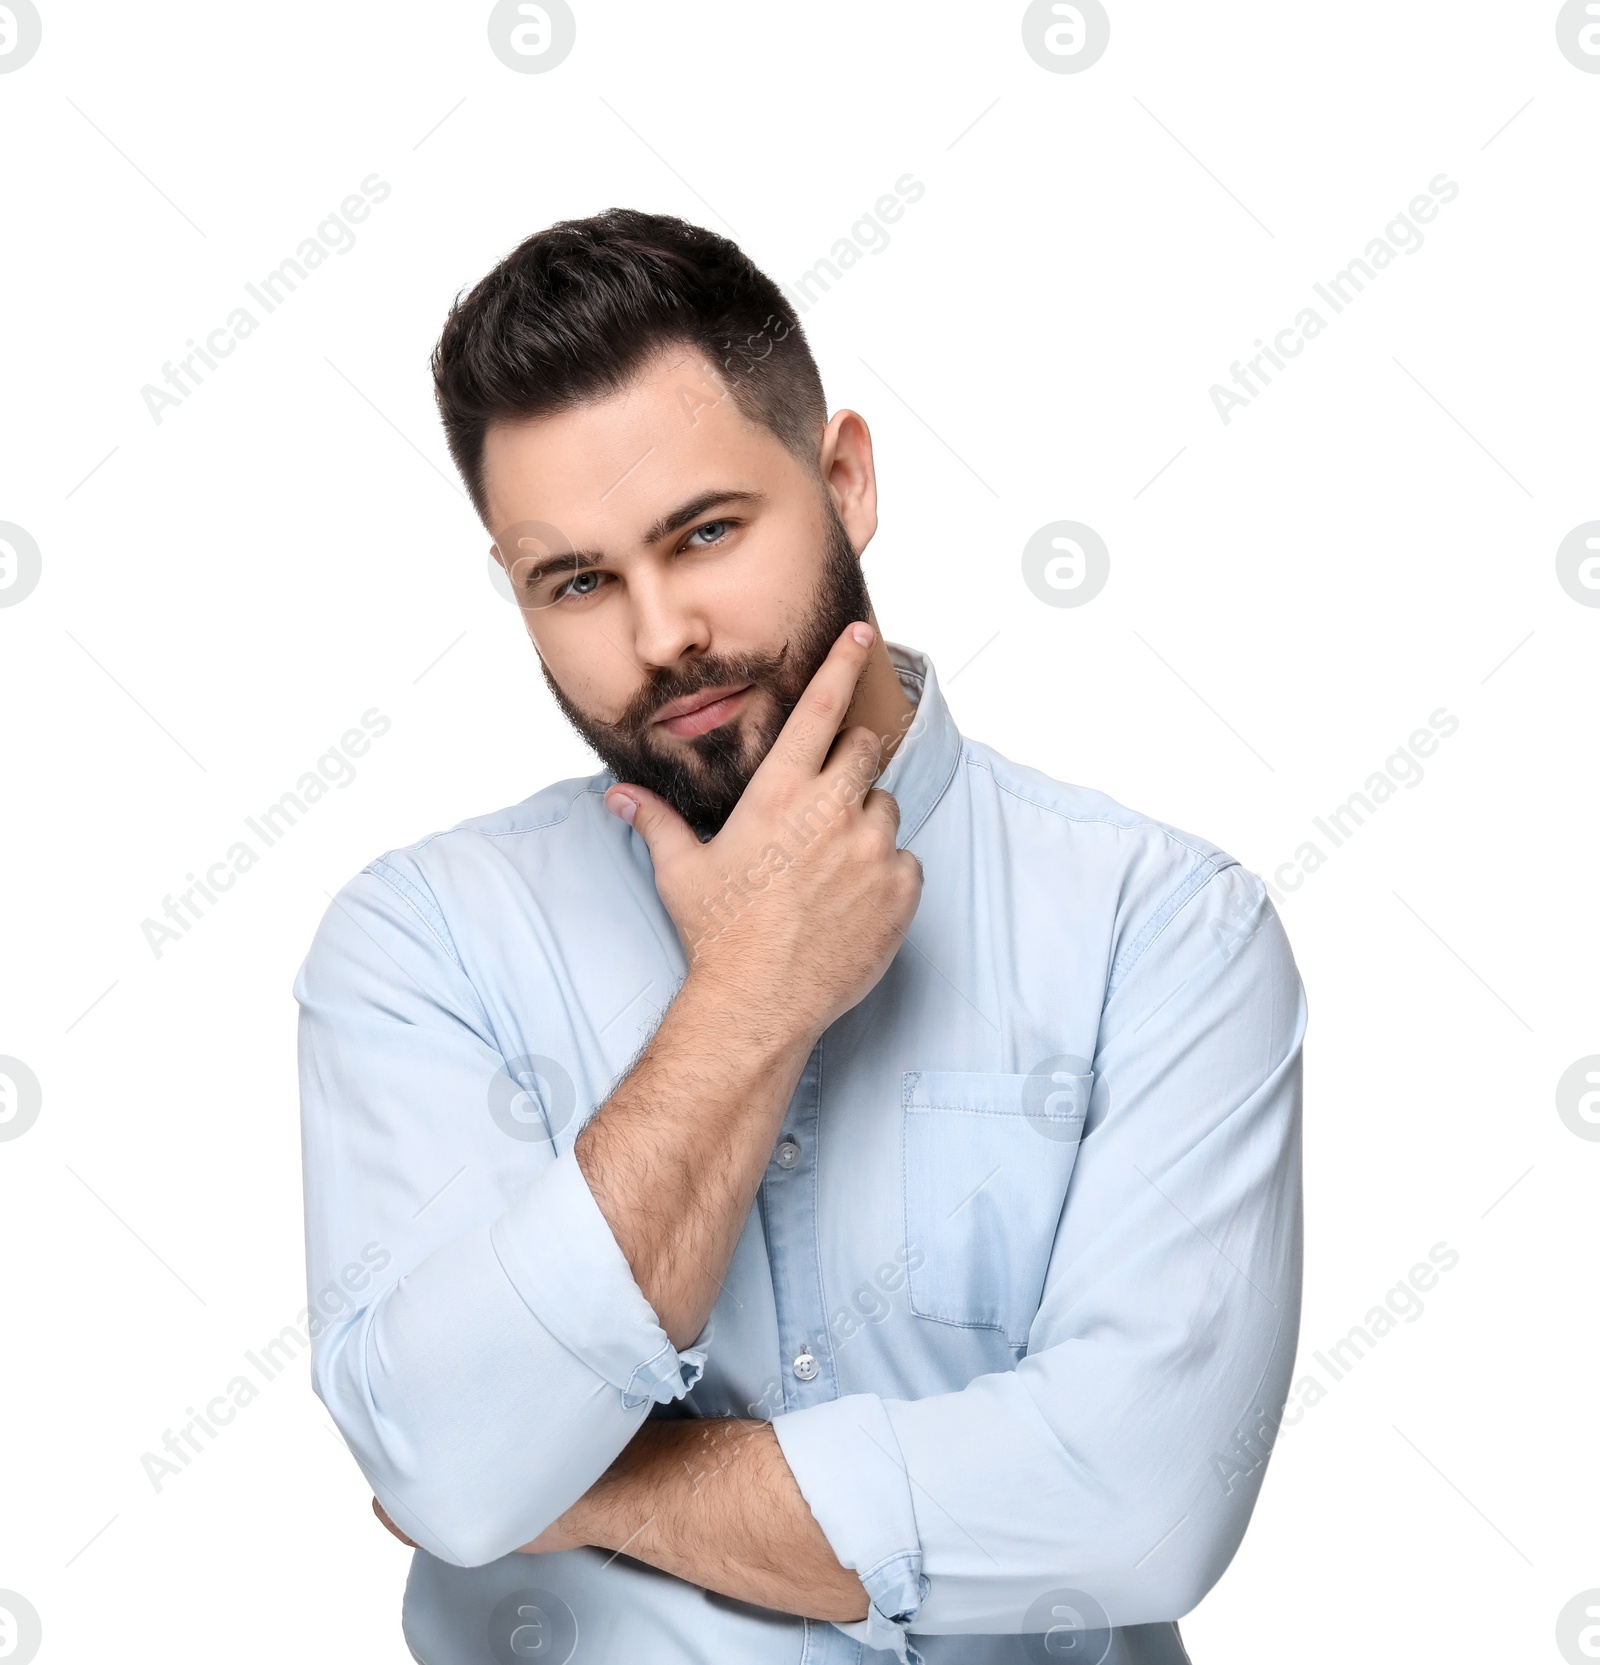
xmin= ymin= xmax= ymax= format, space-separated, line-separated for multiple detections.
xmin=431 ymin=208 xmax=827 ymax=525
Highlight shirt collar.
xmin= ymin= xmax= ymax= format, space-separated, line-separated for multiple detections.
xmin=874 ymin=641 xmax=963 ymax=847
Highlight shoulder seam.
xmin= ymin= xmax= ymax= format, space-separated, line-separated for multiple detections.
xmin=1106 ymin=852 xmax=1240 ymax=998
xmin=965 ymin=755 xmax=1218 ymax=859
xmin=959 ymin=749 xmax=1244 ymax=996
xmin=968 ymin=751 xmax=1224 ymax=865
xmin=363 ymin=857 xmax=467 ymax=974
xmin=477 ymin=782 xmax=609 ymax=841
xmin=388 ymin=779 xmax=602 ymax=859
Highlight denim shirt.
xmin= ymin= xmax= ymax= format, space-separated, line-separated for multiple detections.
xmin=295 ymin=643 xmax=1305 ymax=1665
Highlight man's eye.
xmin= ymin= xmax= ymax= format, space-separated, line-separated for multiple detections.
xmin=554 ymin=570 xmax=604 ymax=600
xmin=687 ymin=519 xmax=733 ymax=547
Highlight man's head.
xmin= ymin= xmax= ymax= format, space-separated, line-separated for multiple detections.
xmin=431 ymin=209 xmax=881 ymax=839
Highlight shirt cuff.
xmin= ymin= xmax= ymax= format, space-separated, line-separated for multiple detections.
xmin=772 ymin=1393 xmax=928 ymax=1662
xmin=489 ymin=1146 xmax=711 ymax=1409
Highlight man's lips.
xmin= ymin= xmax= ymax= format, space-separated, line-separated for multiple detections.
xmin=653 ymin=684 xmax=751 ymax=739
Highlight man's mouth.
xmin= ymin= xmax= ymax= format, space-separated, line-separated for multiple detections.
xmin=652 ymin=684 xmax=752 ymax=740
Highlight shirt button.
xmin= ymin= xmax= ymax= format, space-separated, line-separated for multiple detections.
xmin=774 ymin=1137 xmax=800 ymax=1169
xmin=791 ymin=1350 xmax=819 ymax=1381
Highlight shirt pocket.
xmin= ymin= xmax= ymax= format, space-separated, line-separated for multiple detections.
xmin=901 ymin=1067 xmax=1091 ymax=1347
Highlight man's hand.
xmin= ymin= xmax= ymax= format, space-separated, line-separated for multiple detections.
xmin=605 ymin=621 xmax=923 ymax=1041
xmin=371 ymin=1496 xmax=415 ymax=1547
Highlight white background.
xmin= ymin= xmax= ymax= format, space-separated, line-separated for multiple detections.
xmin=1 ymin=2 xmax=1596 ymax=1660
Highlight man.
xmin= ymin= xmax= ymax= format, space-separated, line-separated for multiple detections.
xmin=295 ymin=209 xmax=1305 ymax=1665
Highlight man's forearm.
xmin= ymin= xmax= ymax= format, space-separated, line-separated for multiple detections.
xmin=550 ymin=1417 xmax=869 ymax=1623
xmin=575 ymin=974 xmax=815 ymax=1350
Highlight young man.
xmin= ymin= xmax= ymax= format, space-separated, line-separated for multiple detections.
xmin=295 ymin=210 xmax=1305 ymax=1665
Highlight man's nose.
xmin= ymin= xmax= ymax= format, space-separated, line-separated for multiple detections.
xmin=629 ymin=570 xmax=712 ymax=669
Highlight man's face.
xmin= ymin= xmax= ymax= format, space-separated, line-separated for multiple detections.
xmin=480 ymin=345 xmax=873 ymax=840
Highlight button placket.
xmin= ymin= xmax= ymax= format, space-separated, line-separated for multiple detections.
xmin=759 ymin=1042 xmax=837 ymax=1415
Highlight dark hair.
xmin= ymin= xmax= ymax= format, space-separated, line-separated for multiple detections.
xmin=431 ymin=208 xmax=827 ymax=525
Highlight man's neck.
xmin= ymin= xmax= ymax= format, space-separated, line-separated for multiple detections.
xmin=844 ymin=616 xmax=918 ymax=781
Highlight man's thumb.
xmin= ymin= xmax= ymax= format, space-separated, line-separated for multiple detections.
xmin=604 ymin=784 xmax=697 ymax=865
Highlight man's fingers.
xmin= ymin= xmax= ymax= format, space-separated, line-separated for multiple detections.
xmin=763 ymin=621 xmax=876 ymax=780
xmin=372 ymin=1496 xmax=416 ymax=1547
xmin=820 ymin=724 xmax=889 ymax=803
xmin=605 ymin=783 xmax=700 ymax=870
xmin=861 ymin=784 xmax=901 ymax=838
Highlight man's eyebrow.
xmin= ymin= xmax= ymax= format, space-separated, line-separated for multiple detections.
xmin=505 ymin=489 xmax=766 ymax=592
xmin=504 ymin=545 xmax=601 ymax=592
xmin=640 ymin=488 xmax=765 ymax=549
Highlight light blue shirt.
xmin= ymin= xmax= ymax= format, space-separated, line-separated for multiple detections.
xmin=295 ymin=642 xmax=1305 ymax=1665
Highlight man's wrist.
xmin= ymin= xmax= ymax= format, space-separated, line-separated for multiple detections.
xmin=672 ymin=967 xmax=817 ymax=1073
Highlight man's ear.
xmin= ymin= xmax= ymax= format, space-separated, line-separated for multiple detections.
xmin=818 ymin=409 xmax=879 ymax=556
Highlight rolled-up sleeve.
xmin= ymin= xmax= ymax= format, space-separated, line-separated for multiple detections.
xmin=295 ymin=860 xmax=708 ymax=1568
xmin=773 ymin=859 xmax=1304 ymax=1649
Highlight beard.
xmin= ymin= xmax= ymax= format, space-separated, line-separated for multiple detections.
xmin=538 ymin=497 xmax=873 ymax=842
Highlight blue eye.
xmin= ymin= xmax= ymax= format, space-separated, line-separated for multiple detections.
xmin=555 ymin=569 xmax=603 ymax=600
xmin=688 ymin=519 xmax=731 ymax=546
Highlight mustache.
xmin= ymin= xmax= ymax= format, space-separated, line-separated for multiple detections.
xmin=598 ymin=642 xmax=794 ymax=739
